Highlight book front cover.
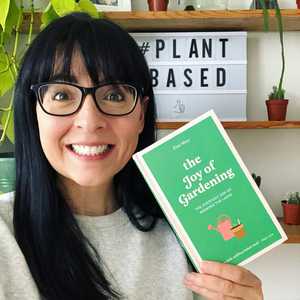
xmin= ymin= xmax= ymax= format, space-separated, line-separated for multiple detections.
xmin=136 ymin=111 xmax=286 ymax=267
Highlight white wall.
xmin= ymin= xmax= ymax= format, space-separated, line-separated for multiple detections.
xmin=247 ymin=244 xmax=300 ymax=300
xmin=133 ymin=0 xmax=300 ymax=298
xmin=224 ymin=28 xmax=300 ymax=300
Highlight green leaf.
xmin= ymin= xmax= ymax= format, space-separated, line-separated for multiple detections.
xmin=1 ymin=108 xmax=14 ymax=144
xmin=41 ymin=2 xmax=59 ymax=29
xmin=4 ymin=0 xmax=21 ymax=36
xmin=51 ymin=0 xmax=76 ymax=17
xmin=0 ymin=0 xmax=10 ymax=31
xmin=78 ymin=0 xmax=99 ymax=18
xmin=0 ymin=31 xmax=11 ymax=46
xmin=0 ymin=48 xmax=14 ymax=97
xmin=73 ymin=2 xmax=82 ymax=12
xmin=5 ymin=0 xmax=21 ymax=34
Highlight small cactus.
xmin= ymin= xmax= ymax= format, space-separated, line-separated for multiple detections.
xmin=286 ymin=192 xmax=300 ymax=205
xmin=268 ymin=86 xmax=285 ymax=100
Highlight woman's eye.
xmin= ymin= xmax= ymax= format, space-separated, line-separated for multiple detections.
xmin=105 ymin=92 xmax=124 ymax=102
xmin=53 ymin=92 xmax=69 ymax=101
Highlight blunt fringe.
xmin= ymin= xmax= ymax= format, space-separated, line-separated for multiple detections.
xmin=13 ymin=13 xmax=163 ymax=300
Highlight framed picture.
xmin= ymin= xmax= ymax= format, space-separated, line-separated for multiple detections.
xmin=91 ymin=0 xmax=131 ymax=11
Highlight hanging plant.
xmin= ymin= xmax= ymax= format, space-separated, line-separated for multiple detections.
xmin=0 ymin=0 xmax=100 ymax=144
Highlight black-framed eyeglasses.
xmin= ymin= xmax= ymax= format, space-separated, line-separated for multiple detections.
xmin=30 ymin=81 xmax=139 ymax=117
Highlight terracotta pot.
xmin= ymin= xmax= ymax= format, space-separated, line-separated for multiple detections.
xmin=297 ymin=0 xmax=300 ymax=9
xmin=148 ymin=0 xmax=169 ymax=11
xmin=282 ymin=200 xmax=300 ymax=225
xmin=265 ymin=99 xmax=289 ymax=121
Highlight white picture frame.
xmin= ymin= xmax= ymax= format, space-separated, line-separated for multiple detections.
xmin=131 ymin=32 xmax=248 ymax=121
xmin=92 ymin=0 xmax=131 ymax=11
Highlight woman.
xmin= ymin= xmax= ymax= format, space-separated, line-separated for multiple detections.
xmin=0 ymin=13 xmax=263 ymax=300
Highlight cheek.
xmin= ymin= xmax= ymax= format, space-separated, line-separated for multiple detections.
xmin=121 ymin=108 xmax=144 ymax=149
xmin=113 ymin=117 xmax=144 ymax=164
xmin=36 ymin=107 xmax=69 ymax=161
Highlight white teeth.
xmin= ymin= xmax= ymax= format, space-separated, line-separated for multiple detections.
xmin=71 ymin=144 xmax=110 ymax=156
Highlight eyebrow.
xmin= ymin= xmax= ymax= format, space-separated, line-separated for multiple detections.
xmin=50 ymin=74 xmax=78 ymax=83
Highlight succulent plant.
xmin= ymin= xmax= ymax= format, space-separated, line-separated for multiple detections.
xmin=258 ymin=0 xmax=286 ymax=100
xmin=286 ymin=192 xmax=300 ymax=205
xmin=268 ymin=86 xmax=285 ymax=100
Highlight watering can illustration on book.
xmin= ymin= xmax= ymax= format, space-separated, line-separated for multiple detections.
xmin=208 ymin=215 xmax=246 ymax=241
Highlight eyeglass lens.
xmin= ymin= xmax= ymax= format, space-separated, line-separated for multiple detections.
xmin=38 ymin=83 xmax=137 ymax=116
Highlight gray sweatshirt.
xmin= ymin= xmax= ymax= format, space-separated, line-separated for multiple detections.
xmin=0 ymin=192 xmax=195 ymax=300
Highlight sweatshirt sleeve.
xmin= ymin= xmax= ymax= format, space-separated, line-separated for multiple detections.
xmin=0 ymin=193 xmax=40 ymax=300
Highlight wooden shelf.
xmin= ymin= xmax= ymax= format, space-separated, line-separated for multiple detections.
xmin=2 ymin=121 xmax=300 ymax=131
xmin=157 ymin=121 xmax=300 ymax=129
xmin=279 ymin=218 xmax=300 ymax=243
xmin=22 ymin=9 xmax=300 ymax=33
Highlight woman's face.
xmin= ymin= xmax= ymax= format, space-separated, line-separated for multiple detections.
xmin=36 ymin=52 xmax=146 ymax=188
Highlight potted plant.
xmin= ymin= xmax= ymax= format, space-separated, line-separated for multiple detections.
xmin=266 ymin=86 xmax=288 ymax=121
xmin=251 ymin=0 xmax=276 ymax=8
xmin=258 ymin=0 xmax=288 ymax=121
xmin=147 ymin=0 xmax=169 ymax=11
xmin=281 ymin=192 xmax=300 ymax=225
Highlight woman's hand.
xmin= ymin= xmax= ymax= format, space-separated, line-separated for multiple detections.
xmin=184 ymin=261 xmax=263 ymax=299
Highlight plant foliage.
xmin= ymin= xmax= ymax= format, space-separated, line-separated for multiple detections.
xmin=0 ymin=0 xmax=99 ymax=144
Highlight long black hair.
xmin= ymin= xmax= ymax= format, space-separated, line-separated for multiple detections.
xmin=13 ymin=13 xmax=163 ymax=300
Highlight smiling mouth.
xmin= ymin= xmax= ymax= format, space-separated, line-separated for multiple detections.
xmin=68 ymin=144 xmax=113 ymax=156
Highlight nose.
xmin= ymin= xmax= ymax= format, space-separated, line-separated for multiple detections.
xmin=73 ymin=94 xmax=108 ymax=132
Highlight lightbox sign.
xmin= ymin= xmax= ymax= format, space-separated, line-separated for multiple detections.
xmin=131 ymin=32 xmax=247 ymax=121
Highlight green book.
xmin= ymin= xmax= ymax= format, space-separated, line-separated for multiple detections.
xmin=133 ymin=110 xmax=287 ymax=272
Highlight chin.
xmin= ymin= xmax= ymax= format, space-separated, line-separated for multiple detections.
xmin=75 ymin=179 xmax=108 ymax=188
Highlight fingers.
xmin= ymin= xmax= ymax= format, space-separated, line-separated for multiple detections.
xmin=183 ymin=261 xmax=263 ymax=300
xmin=184 ymin=283 xmax=241 ymax=300
xmin=184 ymin=273 xmax=254 ymax=299
xmin=200 ymin=261 xmax=262 ymax=288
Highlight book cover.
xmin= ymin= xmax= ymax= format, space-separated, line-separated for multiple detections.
xmin=133 ymin=110 xmax=287 ymax=272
